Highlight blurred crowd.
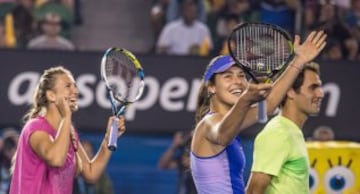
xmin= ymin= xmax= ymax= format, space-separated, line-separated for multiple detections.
xmin=150 ymin=0 xmax=360 ymax=60
xmin=0 ymin=0 xmax=81 ymax=50
xmin=1 ymin=0 xmax=360 ymax=60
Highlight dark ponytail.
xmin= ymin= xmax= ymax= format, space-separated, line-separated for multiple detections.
xmin=194 ymin=82 xmax=210 ymax=125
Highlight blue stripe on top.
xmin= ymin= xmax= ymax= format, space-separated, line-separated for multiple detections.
xmin=190 ymin=138 xmax=246 ymax=194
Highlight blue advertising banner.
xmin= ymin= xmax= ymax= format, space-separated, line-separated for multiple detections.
xmin=0 ymin=49 xmax=358 ymax=140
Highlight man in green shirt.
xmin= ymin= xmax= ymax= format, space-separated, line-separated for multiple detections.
xmin=246 ymin=62 xmax=324 ymax=194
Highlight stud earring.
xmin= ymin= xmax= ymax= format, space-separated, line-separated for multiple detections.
xmin=207 ymin=91 xmax=215 ymax=98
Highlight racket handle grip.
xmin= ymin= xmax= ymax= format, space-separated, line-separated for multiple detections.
xmin=258 ymin=100 xmax=268 ymax=124
xmin=107 ymin=117 xmax=119 ymax=151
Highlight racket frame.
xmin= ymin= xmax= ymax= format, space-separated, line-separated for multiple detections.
xmin=227 ymin=22 xmax=294 ymax=123
xmin=100 ymin=47 xmax=145 ymax=151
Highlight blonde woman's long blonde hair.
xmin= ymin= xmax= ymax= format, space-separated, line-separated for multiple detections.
xmin=23 ymin=66 xmax=72 ymax=122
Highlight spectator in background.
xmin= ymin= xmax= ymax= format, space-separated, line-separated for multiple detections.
xmin=317 ymin=0 xmax=351 ymax=17
xmin=257 ymin=0 xmax=299 ymax=34
xmin=0 ymin=0 xmax=31 ymax=48
xmin=208 ymin=0 xmax=251 ymax=43
xmin=156 ymin=0 xmax=212 ymax=56
xmin=310 ymin=1 xmax=358 ymax=60
xmin=0 ymin=22 xmax=6 ymax=48
xmin=1 ymin=127 xmax=19 ymax=144
xmin=150 ymin=0 xmax=169 ymax=50
xmin=345 ymin=0 xmax=360 ymax=29
xmin=312 ymin=125 xmax=335 ymax=141
xmin=73 ymin=140 xmax=114 ymax=194
xmin=27 ymin=12 xmax=75 ymax=50
xmin=19 ymin=0 xmax=32 ymax=8
xmin=211 ymin=13 xmax=239 ymax=56
xmin=166 ymin=0 xmax=206 ymax=23
xmin=345 ymin=0 xmax=360 ymax=60
xmin=321 ymin=39 xmax=343 ymax=60
xmin=0 ymin=132 xmax=18 ymax=194
xmin=158 ymin=131 xmax=196 ymax=194
xmin=32 ymin=0 xmax=74 ymax=39
xmin=302 ymin=1 xmax=317 ymax=36
xmin=11 ymin=0 xmax=36 ymax=48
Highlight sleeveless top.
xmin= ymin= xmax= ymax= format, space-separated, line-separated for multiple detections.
xmin=191 ymin=137 xmax=246 ymax=194
xmin=10 ymin=116 xmax=78 ymax=194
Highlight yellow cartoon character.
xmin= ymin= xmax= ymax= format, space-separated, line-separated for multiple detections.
xmin=307 ymin=141 xmax=360 ymax=194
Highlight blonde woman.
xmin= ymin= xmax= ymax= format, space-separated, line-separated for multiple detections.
xmin=9 ymin=66 xmax=125 ymax=194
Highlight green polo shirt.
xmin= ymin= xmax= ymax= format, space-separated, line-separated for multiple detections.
xmin=252 ymin=115 xmax=310 ymax=194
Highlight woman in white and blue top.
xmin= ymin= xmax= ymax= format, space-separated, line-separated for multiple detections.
xmin=190 ymin=31 xmax=327 ymax=194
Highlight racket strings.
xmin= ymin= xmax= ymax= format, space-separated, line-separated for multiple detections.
xmin=232 ymin=24 xmax=292 ymax=74
xmin=106 ymin=52 xmax=137 ymax=83
xmin=104 ymin=51 xmax=141 ymax=102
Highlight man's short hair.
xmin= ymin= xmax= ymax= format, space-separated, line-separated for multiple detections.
xmin=280 ymin=62 xmax=320 ymax=107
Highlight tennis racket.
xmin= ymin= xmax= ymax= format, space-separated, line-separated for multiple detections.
xmin=100 ymin=48 xmax=145 ymax=151
xmin=227 ymin=22 xmax=294 ymax=123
